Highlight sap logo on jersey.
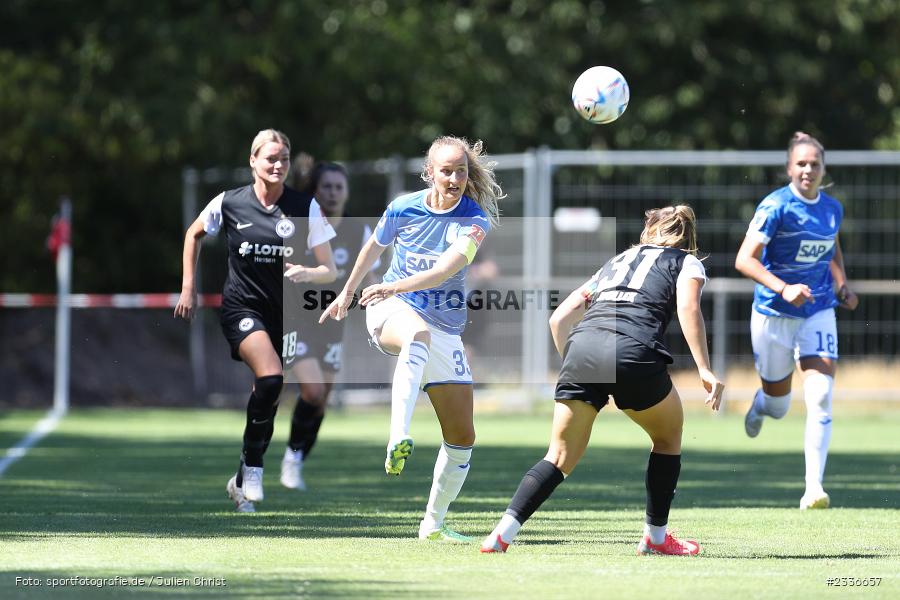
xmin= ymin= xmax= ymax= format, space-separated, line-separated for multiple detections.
xmin=238 ymin=241 xmax=294 ymax=258
xmin=405 ymin=251 xmax=437 ymax=272
xmin=795 ymin=239 xmax=834 ymax=263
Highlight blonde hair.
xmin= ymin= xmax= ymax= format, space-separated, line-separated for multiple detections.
xmin=250 ymin=128 xmax=291 ymax=158
xmin=787 ymin=131 xmax=825 ymax=163
xmin=639 ymin=205 xmax=699 ymax=255
xmin=421 ymin=136 xmax=504 ymax=228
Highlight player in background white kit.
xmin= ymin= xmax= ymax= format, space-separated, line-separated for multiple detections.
xmin=321 ymin=135 xmax=503 ymax=542
xmin=280 ymin=161 xmax=381 ymax=493
xmin=735 ymin=132 xmax=859 ymax=510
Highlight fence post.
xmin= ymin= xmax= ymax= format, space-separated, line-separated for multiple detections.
xmin=52 ymin=197 xmax=72 ymax=415
xmin=533 ymin=147 xmax=553 ymax=390
xmin=182 ymin=167 xmax=208 ymax=399
xmin=521 ymin=148 xmax=553 ymax=395
xmin=521 ymin=150 xmax=538 ymax=386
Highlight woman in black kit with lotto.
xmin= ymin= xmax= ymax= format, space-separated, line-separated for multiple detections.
xmin=175 ymin=129 xmax=336 ymax=512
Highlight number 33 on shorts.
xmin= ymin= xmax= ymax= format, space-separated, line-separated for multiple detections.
xmin=452 ymin=349 xmax=471 ymax=376
xmin=421 ymin=329 xmax=473 ymax=386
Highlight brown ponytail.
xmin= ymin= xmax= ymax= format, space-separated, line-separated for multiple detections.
xmin=639 ymin=205 xmax=699 ymax=255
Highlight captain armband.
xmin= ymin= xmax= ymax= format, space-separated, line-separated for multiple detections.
xmin=451 ymin=224 xmax=488 ymax=265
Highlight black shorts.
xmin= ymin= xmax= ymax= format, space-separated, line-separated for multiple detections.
xmin=285 ymin=314 xmax=345 ymax=373
xmin=220 ymin=303 xmax=283 ymax=362
xmin=555 ymin=328 xmax=673 ymax=412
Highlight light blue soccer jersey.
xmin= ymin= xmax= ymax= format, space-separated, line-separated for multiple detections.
xmin=746 ymin=184 xmax=843 ymax=318
xmin=374 ymin=189 xmax=491 ymax=334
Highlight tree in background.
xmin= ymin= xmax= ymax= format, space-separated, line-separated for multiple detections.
xmin=1 ymin=0 xmax=896 ymax=292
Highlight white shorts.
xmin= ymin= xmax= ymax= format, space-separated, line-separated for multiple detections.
xmin=366 ymin=296 xmax=473 ymax=390
xmin=750 ymin=308 xmax=838 ymax=382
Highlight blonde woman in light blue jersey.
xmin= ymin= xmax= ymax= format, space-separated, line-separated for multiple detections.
xmin=321 ymin=135 xmax=503 ymax=542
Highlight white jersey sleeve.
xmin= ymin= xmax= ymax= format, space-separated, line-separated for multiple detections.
xmin=307 ymin=199 xmax=337 ymax=249
xmin=198 ymin=193 xmax=224 ymax=235
xmin=676 ymin=254 xmax=707 ymax=292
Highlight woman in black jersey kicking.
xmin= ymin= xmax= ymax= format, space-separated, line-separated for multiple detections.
xmin=482 ymin=205 xmax=724 ymax=555
xmin=175 ymin=129 xmax=336 ymax=512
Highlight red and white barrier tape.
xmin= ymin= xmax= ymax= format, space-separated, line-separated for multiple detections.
xmin=0 ymin=294 xmax=223 ymax=308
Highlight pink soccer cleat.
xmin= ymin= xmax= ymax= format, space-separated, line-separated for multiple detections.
xmin=637 ymin=531 xmax=700 ymax=556
xmin=480 ymin=534 xmax=511 ymax=553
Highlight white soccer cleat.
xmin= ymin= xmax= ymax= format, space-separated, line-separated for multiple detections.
xmin=241 ymin=465 xmax=264 ymax=502
xmin=226 ymin=476 xmax=256 ymax=513
xmin=800 ymin=490 xmax=830 ymax=510
xmin=744 ymin=389 xmax=765 ymax=438
xmin=280 ymin=448 xmax=307 ymax=491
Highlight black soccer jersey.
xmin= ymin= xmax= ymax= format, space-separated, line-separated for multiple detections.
xmin=199 ymin=184 xmax=335 ymax=313
xmin=573 ymin=244 xmax=706 ymax=362
xmin=308 ymin=214 xmax=376 ymax=291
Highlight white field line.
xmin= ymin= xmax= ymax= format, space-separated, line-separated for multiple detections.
xmin=0 ymin=409 xmax=64 ymax=477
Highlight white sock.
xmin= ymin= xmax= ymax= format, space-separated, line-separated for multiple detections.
xmin=389 ymin=340 xmax=429 ymax=443
xmin=758 ymin=391 xmax=791 ymax=419
xmin=421 ymin=442 xmax=472 ymax=533
xmin=492 ymin=513 xmax=522 ymax=544
xmin=803 ymin=373 xmax=833 ymax=492
xmin=644 ymin=523 xmax=667 ymax=545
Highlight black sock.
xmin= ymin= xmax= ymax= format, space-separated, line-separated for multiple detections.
xmin=645 ymin=452 xmax=681 ymax=526
xmin=258 ymin=403 xmax=279 ymax=458
xmin=241 ymin=375 xmax=283 ymax=467
xmin=288 ymin=396 xmax=325 ymax=457
xmin=505 ymin=459 xmax=565 ymax=524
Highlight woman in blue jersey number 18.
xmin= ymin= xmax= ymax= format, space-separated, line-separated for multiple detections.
xmin=320 ymin=135 xmax=503 ymax=542
xmin=735 ymin=132 xmax=859 ymax=510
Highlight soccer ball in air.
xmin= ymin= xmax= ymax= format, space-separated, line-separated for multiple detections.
xmin=571 ymin=66 xmax=629 ymax=124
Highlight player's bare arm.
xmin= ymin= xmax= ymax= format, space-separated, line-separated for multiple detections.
xmin=174 ymin=217 xmax=207 ymax=321
xmin=735 ymin=235 xmax=812 ymax=307
xmin=676 ymin=276 xmax=724 ymax=410
xmin=359 ymin=246 xmax=467 ymax=306
xmin=320 ymin=235 xmax=386 ymax=322
xmin=285 ymin=241 xmax=337 ymax=284
xmin=829 ymin=235 xmax=858 ymax=310
xmin=548 ymin=281 xmax=591 ymax=358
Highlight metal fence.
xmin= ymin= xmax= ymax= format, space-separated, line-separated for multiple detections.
xmin=183 ymin=149 xmax=900 ymax=402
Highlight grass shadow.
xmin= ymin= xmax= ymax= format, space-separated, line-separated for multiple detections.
xmin=0 ymin=422 xmax=896 ymax=540
xmin=0 ymin=571 xmax=437 ymax=599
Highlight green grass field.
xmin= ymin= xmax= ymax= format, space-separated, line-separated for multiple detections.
xmin=1 ymin=405 xmax=898 ymax=599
